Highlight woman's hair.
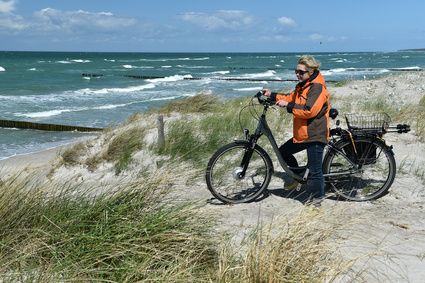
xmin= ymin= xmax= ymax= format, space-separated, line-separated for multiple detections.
xmin=298 ymin=55 xmax=321 ymax=71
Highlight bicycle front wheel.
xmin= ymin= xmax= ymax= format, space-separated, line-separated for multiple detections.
xmin=205 ymin=141 xmax=273 ymax=204
xmin=323 ymin=137 xmax=396 ymax=201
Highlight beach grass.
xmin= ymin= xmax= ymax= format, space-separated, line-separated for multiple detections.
xmin=416 ymin=95 xmax=425 ymax=141
xmin=216 ymin=209 xmax=356 ymax=282
xmin=0 ymin=170 xmax=357 ymax=282
xmin=0 ymin=171 xmax=219 ymax=282
xmin=156 ymin=94 xmax=291 ymax=166
xmin=104 ymin=126 xmax=146 ymax=174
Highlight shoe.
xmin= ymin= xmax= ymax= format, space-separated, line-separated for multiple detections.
xmin=305 ymin=197 xmax=322 ymax=208
xmin=284 ymin=180 xmax=299 ymax=190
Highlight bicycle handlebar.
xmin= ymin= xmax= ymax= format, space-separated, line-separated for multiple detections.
xmin=255 ymin=91 xmax=274 ymax=106
xmin=387 ymin=123 xmax=410 ymax=133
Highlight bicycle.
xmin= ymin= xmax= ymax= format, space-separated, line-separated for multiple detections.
xmin=205 ymin=91 xmax=410 ymax=204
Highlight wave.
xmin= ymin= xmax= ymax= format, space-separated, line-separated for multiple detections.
xmin=55 ymin=59 xmax=91 ymax=64
xmin=71 ymin=59 xmax=91 ymax=63
xmin=322 ymin=67 xmax=393 ymax=76
xmin=146 ymin=74 xmax=193 ymax=83
xmin=15 ymin=96 xmax=185 ymax=118
xmin=237 ymin=70 xmax=277 ymax=79
xmin=330 ymin=58 xmax=348 ymax=63
xmin=0 ymin=66 xmax=5 ymax=72
xmin=176 ymin=65 xmax=212 ymax=69
xmin=28 ymin=68 xmax=37 ymax=71
xmin=388 ymin=66 xmax=421 ymax=71
xmin=209 ymin=70 xmax=230 ymax=75
xmin=120 ymin=57 xmax=210 ymax=63
xmin=234 ymin=87 xmax=263 ymax=92
xmin=0 ymin=83 xmax=157 ymax=103
xmin=122 ymin=64 xmax=154 ymax=69
xmin=78 ymin=83 xmax=156 ymax=95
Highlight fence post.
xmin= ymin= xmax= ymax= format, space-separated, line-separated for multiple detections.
xmin=157 ymin=115 xmax=165 ymax=149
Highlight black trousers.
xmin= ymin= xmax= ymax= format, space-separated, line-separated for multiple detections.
xmin=279 ymin=138 xmax=326 ymax=198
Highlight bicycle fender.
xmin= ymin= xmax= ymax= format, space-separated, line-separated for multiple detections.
xmin=371 ymin=137 xmax=395 ymax=156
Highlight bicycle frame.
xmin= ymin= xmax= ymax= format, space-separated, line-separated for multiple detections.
xmin=242 ymin=105 xmax=310 ymax=183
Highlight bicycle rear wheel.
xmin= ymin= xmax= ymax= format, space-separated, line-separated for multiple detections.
xmin=205 ymin=141 xmax=273 ymax=204
xmin=323 ymin=137 xmax=396 ymax=201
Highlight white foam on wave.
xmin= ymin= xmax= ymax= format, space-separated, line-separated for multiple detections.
xmin=330 ymin=58 xmax=348 ymax=63
xmin=104 ymin=59 xmax=116 ymax=62
xmin=0 ymin=66 xmax=5 ymax=72
xmin=14 ymin=95 xmax=186 ymax=118
xmin=28 ymin=68 xmax=37 ymax=71
xmin=146 ymin=74 xmax=193 ymax=83
xmin=161 ymin=65 xmax=172 ymax=68
xmin=234 ymin=86 xmax=263 ymax=92
xmin=56 ymin=60 xmax=72 ymax=64
xmin=210 ymin=70 xmax=230 ymax=75
xmin=240 ymin=70 xmax=277 ymax=79
xmin=122 ymin=64 xmax=153 ymax=69
xmin=17 ymin=109 xmax=72 ymax=118
xmin=71 ymin=59 xmax=91 ymax=63
xmin=124 ymin=57 xmax=209 ymax=63
xmin=322 ymin=67 xmax=392 ymax=77
xmin=390 ymin=66 xmax=421 ymax=71
xmin=1 ymin=83 xmax=157 ymax=104
xmin=80 ymin=83 xmax=156 ymax=95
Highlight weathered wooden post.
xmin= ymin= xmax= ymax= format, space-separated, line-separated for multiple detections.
xmin=157 ymin=115 xmax=165 ymax=149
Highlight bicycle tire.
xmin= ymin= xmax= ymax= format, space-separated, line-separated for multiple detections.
xmin=205 ymin=141 xmax=273 ymax=204
xmin=323 ymin=137 xmax=396 ymax=201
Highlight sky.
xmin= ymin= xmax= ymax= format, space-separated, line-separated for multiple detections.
xmin=0 ymin=0 xmax=424 ymax=52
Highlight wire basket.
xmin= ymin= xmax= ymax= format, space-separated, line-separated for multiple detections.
xmin=345 ymin=113 xmax=391 ymax=131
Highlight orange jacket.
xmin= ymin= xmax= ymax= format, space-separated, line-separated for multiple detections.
xmin=271 ymin=71 xmax=330 ymax=144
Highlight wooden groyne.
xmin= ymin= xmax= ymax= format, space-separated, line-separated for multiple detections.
xmin=0 ymin=119 xmax=103 ymax=132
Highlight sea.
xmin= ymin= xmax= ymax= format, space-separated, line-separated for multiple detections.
xmin=0 ymin=51 xmax=424 ymax=160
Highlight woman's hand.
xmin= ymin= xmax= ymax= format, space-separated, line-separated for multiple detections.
xmin=262 ymin=88 xmax=272 ymax=97
xmin=276 ymin=100 xmax=288 ymax=107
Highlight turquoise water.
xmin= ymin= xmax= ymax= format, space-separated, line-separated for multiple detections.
xmin=0 ymin=51 xmax=424 ymax=159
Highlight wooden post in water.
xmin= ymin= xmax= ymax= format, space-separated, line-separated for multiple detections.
xmin=157 ymin=115 xmax=165 ymax=149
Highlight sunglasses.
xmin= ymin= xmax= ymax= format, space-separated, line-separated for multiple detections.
xmin=295 ymin=69 xmax=309 ymax=75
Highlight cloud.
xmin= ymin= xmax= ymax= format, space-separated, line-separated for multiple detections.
xmin=33 ymin=8 xmax=137 ymax=33
xmin=0 ymin=0 xmax=15 ymax=13
xmin=309 ymin=33 xmax=324 ymax=41
xmin=0 ymin=14 xmax=26 ymax=30
xmin=180 ymin=10 xmax=254 ymax=31
xmin=277 ymin=16 xmax=296 ymax=27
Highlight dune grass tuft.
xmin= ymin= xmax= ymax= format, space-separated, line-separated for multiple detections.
xmin=157 ymin=93 xmax=221 ymax=114
xmin=215 ymin=208 xmax=356 ymax=282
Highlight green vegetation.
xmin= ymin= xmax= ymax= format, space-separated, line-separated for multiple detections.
xmin=0 ymin=172 xmax=352 ymax=281
xmin=104 ymin=127 xmax=146 ymax=174
xmin=0 ymin=173 xmax=218 ymax=282
xmin=416 ymin=95 xmax=425 ymax=141
xmin=156 ymin=93 xmax=221 ymax=114
xmin=60 ymin=126 xmax=146 ymax=174
xmin=157 ymin=95 xmax=291 ymax=165
xmin=60 ymin=142 xmax=87 ymax=166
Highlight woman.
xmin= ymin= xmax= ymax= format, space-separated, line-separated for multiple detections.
xmin=263 ymin=55 xmax=330 ymax=205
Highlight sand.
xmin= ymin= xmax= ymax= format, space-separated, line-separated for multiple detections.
xmin=1 ymin=71 xmax=424 ymax=282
